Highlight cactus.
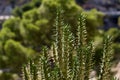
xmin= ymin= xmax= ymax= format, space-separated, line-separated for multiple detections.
xmin=22 ymin=11 xmax=114 ymax=80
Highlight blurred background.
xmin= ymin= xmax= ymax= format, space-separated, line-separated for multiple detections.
xmin=0 ymin=0 xmax=119 ymax=30
xmin=77 ymin=0 xmax=120 ymax=30
xmin=0 ymin=0 xmax=120 ymax=80
xmin=0 ymin=0 xmax=120 ymax=29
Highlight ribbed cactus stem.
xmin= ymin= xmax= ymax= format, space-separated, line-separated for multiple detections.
xmin=99 ymin=35 xmax=113 ymax=80
xmin=77 ymin=13 xmax=87 ymax=80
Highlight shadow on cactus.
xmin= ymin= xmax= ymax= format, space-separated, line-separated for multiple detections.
xmin=22 ymin=12 xmax=114 ymax=80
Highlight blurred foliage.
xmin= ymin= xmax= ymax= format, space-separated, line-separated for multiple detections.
xmin=76 ymin=0 xmax=88 ymax=5
xmin=0 ymin=0 xmax=104 ymax=79
xmin=0 ymin=72 xmax=19 ymax=80
xmin=13 ymin=0 xmax=42 ymax=17
xmin=84 ymin=9 xmax=104 ymax=39
xmin=4 ymin=39 xmax=35 ymax=72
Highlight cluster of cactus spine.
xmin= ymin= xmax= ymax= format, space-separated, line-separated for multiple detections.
xmin=99 ymin=35 xmax=113 ymax=80
xmin=22 ymin=10 xmax=114 ymax=80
